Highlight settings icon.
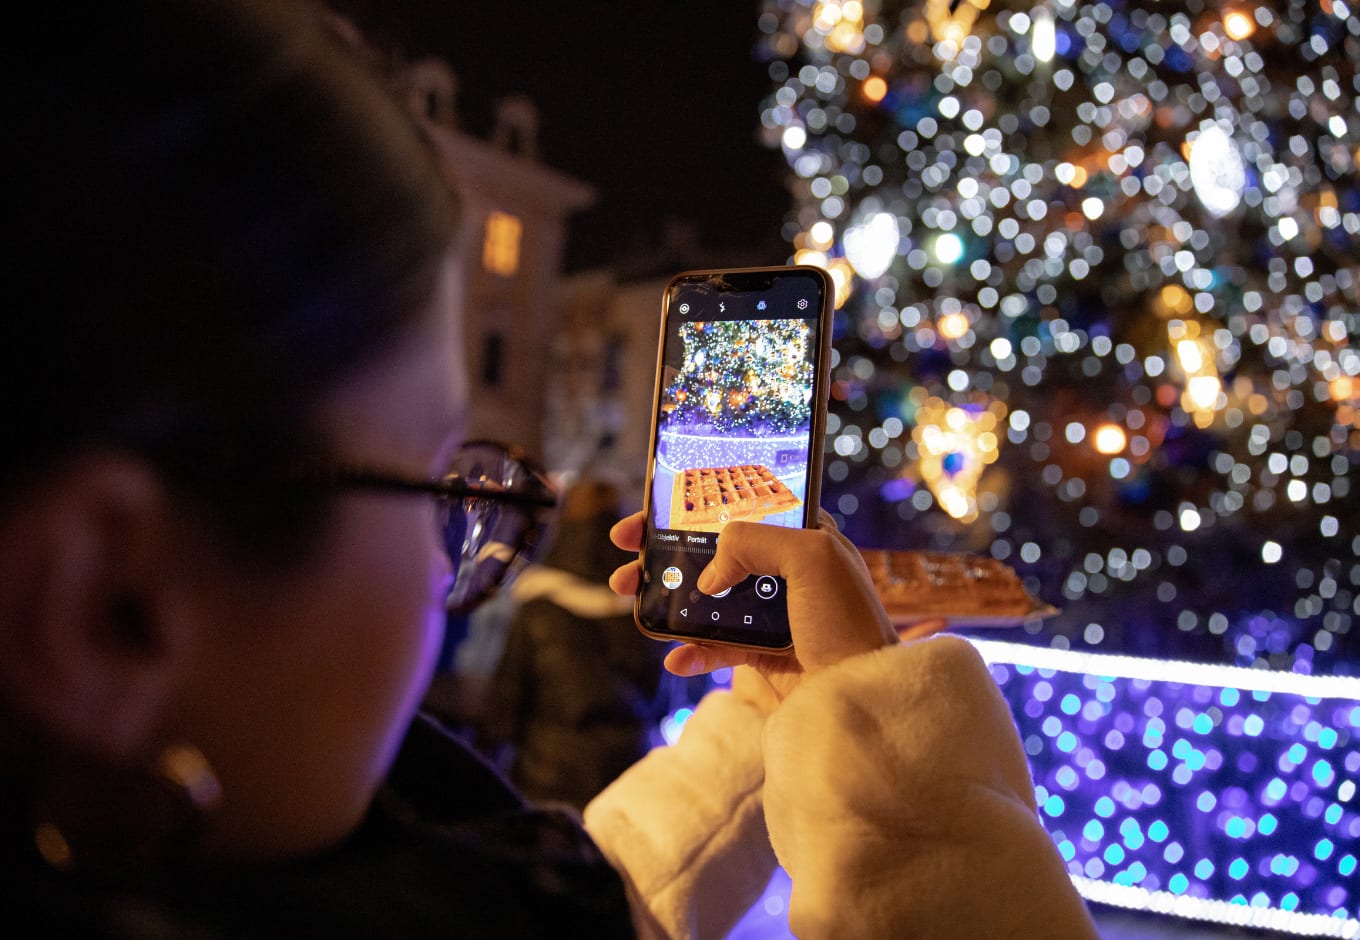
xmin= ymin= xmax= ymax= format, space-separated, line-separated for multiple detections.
xmin=796 ymin=298 xmax=809 ymax=310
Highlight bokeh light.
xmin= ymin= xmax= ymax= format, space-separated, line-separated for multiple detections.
xmin=753 ymin=0 xmax=1360 ymax=928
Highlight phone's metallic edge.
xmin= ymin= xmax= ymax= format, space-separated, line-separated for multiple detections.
xmin=632 ymin=264 xmax=835 ymax=654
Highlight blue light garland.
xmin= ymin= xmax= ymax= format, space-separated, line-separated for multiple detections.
xmin=974 ymin=638 xmax=1360 ymax=934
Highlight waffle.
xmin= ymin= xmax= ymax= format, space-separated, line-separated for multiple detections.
xmin=859 ymin=549 xmax=1059 ymax=627
xmin=671 ymin=464 xmax=802 ymax=527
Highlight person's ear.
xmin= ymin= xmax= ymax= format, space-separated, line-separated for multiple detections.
xmin=0 ymin=455 xmax=202 ymax=761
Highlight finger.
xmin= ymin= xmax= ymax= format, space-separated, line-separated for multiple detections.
xmin=610 ymin=511 xmax=646 ymax=552
xmin=608 ymin=559 xmax=642 ymax=596
xmin=698 ymin=520 xmax=836 ymax=591
xmin=663 ymin=643 xmax=755 ymax=677
xmin=693 ymin=521 xmax=778 ymax=594
xmin=702 ymin=522 xmax=896 ymax=672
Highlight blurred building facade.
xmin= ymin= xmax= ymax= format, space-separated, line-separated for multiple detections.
xmin=547 ymin=229 xmax=784 ymax=511
xmin=401 ymin=57 xmax=785 ymax=506
xmin=403 ymin=59 xmax=595 ymax=460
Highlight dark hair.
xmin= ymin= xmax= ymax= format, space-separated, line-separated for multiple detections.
xmin=6 ymin=0 xmax=459 ymax=561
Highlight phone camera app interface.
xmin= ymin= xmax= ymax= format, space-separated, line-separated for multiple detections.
xmin=641 ymin=272 xmax=823 ymax=645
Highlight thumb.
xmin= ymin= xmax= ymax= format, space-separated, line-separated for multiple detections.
xmin=693 ymin=520 xmax=805 ymax=593
xmin=697 ymin=522 xmax=896 ymax=673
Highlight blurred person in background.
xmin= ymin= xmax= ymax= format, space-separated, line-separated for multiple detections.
xmin=479 ymin=479 xmax=668 ymax=810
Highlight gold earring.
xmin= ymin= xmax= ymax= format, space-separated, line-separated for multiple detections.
xmin=32 ymin=742 xmax=222 ymax=877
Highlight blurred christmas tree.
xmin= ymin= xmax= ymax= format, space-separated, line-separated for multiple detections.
xmin=664 ymin=320 xmax=814 ymax=434
xmin=756 ymin=0 xmax=1358 ymax=672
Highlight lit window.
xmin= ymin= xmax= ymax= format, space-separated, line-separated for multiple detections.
xmin=482 ymin=210 xmax=522 ymax=277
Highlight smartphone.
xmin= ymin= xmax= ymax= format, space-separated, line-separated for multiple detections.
xmin=634 ymin=265 xmax=834 ymax=652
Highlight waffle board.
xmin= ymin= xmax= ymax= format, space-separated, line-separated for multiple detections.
xmin=860 ymin=549 xmax=1059 ymax=628
xmin=670 ymin=464 xmax=802 ymax=530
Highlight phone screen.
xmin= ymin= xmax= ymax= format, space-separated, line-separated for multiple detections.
xmin=636 ymin=267 xmax=832 ymax=651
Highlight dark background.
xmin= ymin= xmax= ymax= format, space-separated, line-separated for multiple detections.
xmin=335 ymin=1 xmax=791 ymax=270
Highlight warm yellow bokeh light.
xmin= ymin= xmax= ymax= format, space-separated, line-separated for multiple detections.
xmin=816 ymin=1 xmax=866 ymax=53
xmin=912 ymin=395 xmax=1007 ymax=523
xmin=1093 ymin=423 xmax=1127 ymax=455
xmin=1158 ymin=284 xmax=1194 ymax=317
xmin=1168 ymin=319 xmax=1223 ymax=421
xmin=1186 ymin=375 xmax=1222 ymax=411
xmin=863 ymin=76 xmax=888 ymax=103
xmin=828 ymin=257 xmax=855 ymax=309
xmin=1224 ymin=10 xmax=1255 ymax=40
xmin=938 ymin=312 xmax=970 ymax=340
xmin=1176 ymin=338 xmax=1205 ymax=374
xmin=813 ymin=2 xmax=842 ymax=31
xmin=924 ymin=0 xmax=990 ymax=44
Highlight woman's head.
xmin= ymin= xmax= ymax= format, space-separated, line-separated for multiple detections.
xmin=3 ymin=0 xmax=468 ymax=864
xmin=8 ymin=0 xmax=458 ymax=535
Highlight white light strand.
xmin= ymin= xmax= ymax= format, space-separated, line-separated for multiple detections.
xmin=969 ymin=638 xmax=1360 ymax=699
xmin=1071 ymin=876 xmax=1360 ymax=938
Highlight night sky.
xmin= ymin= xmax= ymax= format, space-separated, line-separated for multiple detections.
xmin=338 ymin=1 xmax=792 ymax=271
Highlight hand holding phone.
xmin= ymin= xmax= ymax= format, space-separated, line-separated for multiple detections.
xmin=633 ymin=266 xmax=834 ymax=652
xmin=610 ymin=509 xmax=899 ymax=699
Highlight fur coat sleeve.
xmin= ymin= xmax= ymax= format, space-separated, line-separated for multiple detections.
xmin=763 ymin=634 xmax=1098 ymax=939
xmin=583 ymin=689 xmax=775 ymax=939
xmin=585 ymin=635 xmax=1097 ymax=940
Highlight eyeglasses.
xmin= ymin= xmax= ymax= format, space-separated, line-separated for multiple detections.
xmin=319 ymin=440 xmax=557 ymax=614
